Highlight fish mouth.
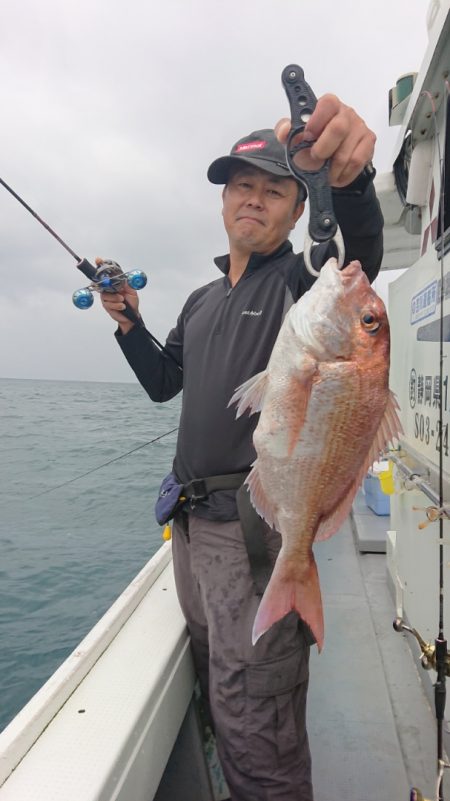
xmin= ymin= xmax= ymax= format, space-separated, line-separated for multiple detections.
xmin=340 ymin=260 xmax=362 ymax=277
xmin=337 ymin=259 xmax=369 ymax=289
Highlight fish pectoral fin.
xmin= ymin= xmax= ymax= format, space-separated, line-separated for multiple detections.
xmin=252 ymin=554 xmax=324 ymax=652
xmin=246 ymin=461 xmax=277 ymax=529
xmin=228 ymin=369 xmax=269 ymax=418
xmin=285 ymin=371 xmax=315 ymax=458
xmin=360 ymin=389 xmax=403 ymax=479
xmin=373 ymin=389 xmax=403 ymax=456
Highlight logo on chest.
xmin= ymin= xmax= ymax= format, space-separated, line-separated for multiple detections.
xmin=241 ymin=309 xmax=263 ymax=317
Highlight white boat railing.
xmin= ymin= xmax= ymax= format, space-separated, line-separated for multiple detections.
xmin=0 ymin=542 xmax=198 ymax=800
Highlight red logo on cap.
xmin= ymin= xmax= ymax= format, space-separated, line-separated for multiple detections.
xmin=235 ymin=140 xmax=267 ymax=153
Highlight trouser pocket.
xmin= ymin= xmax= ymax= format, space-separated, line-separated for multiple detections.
xmin=244 ymin=646 xmax=310 ymax=772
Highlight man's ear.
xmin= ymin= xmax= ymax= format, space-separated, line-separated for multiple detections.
xmin=291 ymin=201 xmax=305 ymax=229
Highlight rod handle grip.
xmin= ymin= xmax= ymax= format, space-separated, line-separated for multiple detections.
xmin=122 ymin=300 xmax=143 ymax=327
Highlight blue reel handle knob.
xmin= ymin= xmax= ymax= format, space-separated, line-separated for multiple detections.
xmin=126 ymin=270 xmax=147 ymax=290
xmin=72 ymin=288 xmax=94 ymax=309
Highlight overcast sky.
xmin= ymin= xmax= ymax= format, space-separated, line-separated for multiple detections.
xmin=0 ymin=0 xmax=430 ymax=382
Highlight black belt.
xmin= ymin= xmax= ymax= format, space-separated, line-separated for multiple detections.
xmin=183 ymin=472 xmax=272 ymax=596
xmin=182 ymin=472 xmax=249 ymax=501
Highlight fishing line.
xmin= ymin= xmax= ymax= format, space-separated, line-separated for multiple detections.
xmin=26 ymin=426 xmax=179 ymax=500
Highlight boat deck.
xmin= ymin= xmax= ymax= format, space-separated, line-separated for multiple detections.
xmin=1 ymin=496 xmax=448 ymax=801
xmin=308 ymin=499 xmax=447 ymax=801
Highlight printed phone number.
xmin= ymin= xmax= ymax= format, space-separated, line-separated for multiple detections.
xmin=414 ymin=414 xmax=449 ymax=456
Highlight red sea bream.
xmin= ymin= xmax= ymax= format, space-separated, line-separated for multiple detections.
xmin=230 ymin=258 xmax=402 ymax=651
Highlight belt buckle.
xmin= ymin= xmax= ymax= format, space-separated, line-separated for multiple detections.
xmin=189 ymin=479 xmax=208 ymax=501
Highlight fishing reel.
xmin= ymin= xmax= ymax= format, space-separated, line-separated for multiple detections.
xmin=393 ymin=618 xmax=450 ymax=674
xmin=72 ymin=259 xmax=147 ymax=310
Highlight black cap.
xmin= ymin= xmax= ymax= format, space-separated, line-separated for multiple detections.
xmin=207 ymin=128 xmax=307 ymax=200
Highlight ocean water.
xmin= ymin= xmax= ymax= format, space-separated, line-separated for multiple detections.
xmin=0 ymin=377 xmax=181 ymax=732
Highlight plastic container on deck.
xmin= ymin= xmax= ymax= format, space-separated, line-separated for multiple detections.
xmin=364 ymin=464 xmax=391 ymax=516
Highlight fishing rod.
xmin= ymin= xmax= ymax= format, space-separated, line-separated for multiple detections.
xmin=0 ymin=176 xmax=182 ymax=370
xmin=393 ymin=83 xmax=450 ymax=801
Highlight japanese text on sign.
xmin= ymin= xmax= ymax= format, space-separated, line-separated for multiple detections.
xmin=409 ymin=368 xmax=449 ymax=456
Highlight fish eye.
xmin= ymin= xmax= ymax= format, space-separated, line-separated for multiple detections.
xmin=360 ymin=311 xmax=381 ymax=333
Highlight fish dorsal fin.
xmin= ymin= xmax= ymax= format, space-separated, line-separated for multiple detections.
xmin=228 ymin=369 xmax=269 ymax=418
xmin=315 ymin=390 xmax=403 ymax=542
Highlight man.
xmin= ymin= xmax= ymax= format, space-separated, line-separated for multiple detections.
xmin=101 ymin=95 xmax=383 ymax=800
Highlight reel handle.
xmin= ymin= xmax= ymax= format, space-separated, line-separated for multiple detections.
xmin=72 ymin=258 xmax=145 ymax=327
xmin=95 ymin=261 xmax=145 ymax=325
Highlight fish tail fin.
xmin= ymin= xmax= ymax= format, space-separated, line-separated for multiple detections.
xmin=252 ymin=554 xmax=324 ymax=652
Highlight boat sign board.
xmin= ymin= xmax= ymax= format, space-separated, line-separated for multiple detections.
xmin=389 ymin=251 xmax=450 ymax=476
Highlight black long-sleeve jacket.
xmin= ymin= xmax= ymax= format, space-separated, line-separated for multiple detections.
xmin=117 ymin=183 xmax=384 ymax=520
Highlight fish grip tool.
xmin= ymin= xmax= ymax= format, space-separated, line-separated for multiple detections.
xmin=281 ymin=64 xmax=344 ymax=276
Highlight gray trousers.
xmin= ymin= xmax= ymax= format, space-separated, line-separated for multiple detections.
xmin=172 ymin=512 xmax=314 ymax=801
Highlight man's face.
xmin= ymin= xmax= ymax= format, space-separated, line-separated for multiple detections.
xmin=221 ymin=165 xmax=304 ymax=257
